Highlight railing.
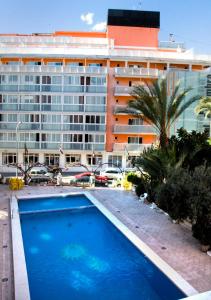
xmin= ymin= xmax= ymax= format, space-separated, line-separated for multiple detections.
xmin=84 ymin=124 xmax=105 ymax=131
xmin=113 ymin=143 xmax=152 ymax=152
xmin=0 ymin=84 xmax=107 ymax=93
xmin=114 ymin=86 xmax=134 ymax=95
xmin=41 ymin=124 xmax=62 ymax=130
xmin=113 ymin=125 xmax=156 ymax=134
xmin=0 ymin=36 xmax=110 ymax=47
xmin=0 ymin=104 xmax=18 ymax=111
xmin=0 ymin=141 xmax=40 ymax=149
xmin=84 ymin=143 xmax=105 ymax=151
xmin=115 ymin=67 xmax=159 ymax=77
xmin=85 ymin=105 xmax=106 ymax=113
xmin=159 ymin=41 xmax=185 ymax=50
xmin=0 ymin=65 xmax=107 ymax=74
xmin=0 ymin=140 xmax=105 ymax=150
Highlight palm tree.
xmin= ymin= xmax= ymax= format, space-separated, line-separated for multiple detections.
xmin=128 ymin=77 xmax=200 ymax=149
xmin=195 ymin=97 xmax=211 ymax=137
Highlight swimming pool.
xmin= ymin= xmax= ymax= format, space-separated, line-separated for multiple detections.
xmin=12 ymin=192 xmax=196 ymax=300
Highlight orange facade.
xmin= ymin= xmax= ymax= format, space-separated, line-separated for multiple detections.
xmin=107 ymin=25 xmax=159 ymax=48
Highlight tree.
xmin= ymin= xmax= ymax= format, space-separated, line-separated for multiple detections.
xmin=128 ymin=77 xmax=200 ymax=149
xmin=195 ymin=97 xmax=211 ymax=137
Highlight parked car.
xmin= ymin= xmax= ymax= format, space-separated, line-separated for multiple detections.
xmin=100 ymin=168 xmax=123 ymax=180
xmin=60 ymin=171 xmax=75 ymax=185
xmin=74 ymin=172 xmax=108 ymax=186
xmin=28 ymin=167 xmax=54 ymax=184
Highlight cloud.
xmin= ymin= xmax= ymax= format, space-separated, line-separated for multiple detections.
xmin=92 ymin=22 xmax=106 ymax=32
xmin=80 ymin=12 xmax=94 ymax=25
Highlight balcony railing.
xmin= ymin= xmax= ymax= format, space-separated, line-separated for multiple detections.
xmin=113 ymin=143 xmax=152 ymax=152
xmin=115 ymin=67 xmax=159 ymax=78
xmin=0 ymin=84 xmax=107 ymax=94
xmin=0 ymin=140 xmax=105 ymax=151
xmin=113 ymin=105 xmax=138 ymax=115
xmin=0 ymin=64 xmax=107 ymax=74
xmin=114 ymin=86 xmax=134 ymax=96
xmin=113 ymin=125 xmax=156 ymax=134
xmin=0 ymin=141 xmax=40 ymax=149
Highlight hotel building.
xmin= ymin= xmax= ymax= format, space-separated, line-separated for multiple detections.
xmin=0 ymin=9 xmax=211 ymax=170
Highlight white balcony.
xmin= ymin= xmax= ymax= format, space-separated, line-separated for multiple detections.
xmin=114 ymin=86 xmax=134 ymax=96
xmin=115 ymin=67 xmax=159 ymax=78
xmin=0 ymin=65 xmax=107 ymax=74
xmin=113 ymin=125 xmax=156 ymax=134
xmin=113 ymin=143 xmax=152 ymax=152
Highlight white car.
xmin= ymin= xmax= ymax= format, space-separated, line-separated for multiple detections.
xmin=100 ymin=168 xmax=123 ymax=180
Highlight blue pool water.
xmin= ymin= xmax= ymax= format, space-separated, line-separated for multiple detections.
xmin=19 ymin=195 xmax=186 ymax=300
xmin=19 ymin=194 xmax=92 ymax=212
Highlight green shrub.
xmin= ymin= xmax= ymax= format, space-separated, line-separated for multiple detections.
xmin=156 ymin=168 xmax=192 ymax=221
xmin=157 ymin=165 xmax=211 ymax=246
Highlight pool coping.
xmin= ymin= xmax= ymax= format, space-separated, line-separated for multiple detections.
xmin=12 ymin=191 xmax=198 ymax=299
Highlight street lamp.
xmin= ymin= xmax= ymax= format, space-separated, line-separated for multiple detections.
xmin=16 ymin=121 xmax=22 ymax=178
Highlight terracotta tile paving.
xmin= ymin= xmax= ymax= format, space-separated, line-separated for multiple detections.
xmin=0 ymin=185 xmax=210 ymax=299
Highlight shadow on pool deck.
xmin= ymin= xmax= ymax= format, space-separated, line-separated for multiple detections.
xmin=0 ymin=184 xmax=211 ymax=299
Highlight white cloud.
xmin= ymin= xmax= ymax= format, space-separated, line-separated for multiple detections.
xmin=80 ymin=12 xmax=94 ymax=25
xmin=92 ymin=21 xmax=106 ymax=31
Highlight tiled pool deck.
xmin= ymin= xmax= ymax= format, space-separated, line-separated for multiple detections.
xmin=0 ymin=184 xmax=211 ymax=299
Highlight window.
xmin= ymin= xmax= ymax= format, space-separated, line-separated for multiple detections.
xmin=8 ymin=75 xmax=18 ymax=83
xmin=65 ymin=154 xmax=81 ymax=164
xmin=2 ymin=153 xmax=16 ymax=164
xmin=108 ymin=155 xmax=122 ymax=167
xmin=64 ymin=96 xmax=84 ymax=104
xmin=20 ymin=114 xmax=39 ymax=123
xmin=23 ymin=153 xmax=39 ymax=164
xmin=42 ymin=76 xmax=51 ymax=84
xmin=52 ymin=76 xmax=62 ymax=84
xmin=8 ymin=114 xmax=17 ymax=122
xmin=86 ymin=96 xmax=105 ymax=105
xmin=86 ymin=154 xmax=102 ymax=166
xmin=63 ymin=115 xmax=83 ymax=123
xmin=0 ymin=75 xmax=6 ymax=84
xmin=128 ymin=137 xmax=142 ymax=144
xmin=63 ymin=134 xmax=83 ymax=143
xmin=44 ymin=154 xmax=59 ymax=166
xmin=88 ymin=63 xmax=103 ymax=67
xmin=64 ymin=76 xmax=80 ymax=85
xmin=85 ymin=115 xmax=105 ymax=124
xmin=128 ymin=118 xmax=143 ymax=125
xmin=47 ymin=62 xmax=62 ymax=66
xmin=41 ymin=95 xmax=51 ymax=104
xmin=88 ymin=77 xmax=106 ymax=86
xmin=25 ymin=61 xmax=41 ymax=65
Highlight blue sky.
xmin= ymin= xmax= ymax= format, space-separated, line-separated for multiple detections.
xmin=1 ymin=0 xmax=211 ymax=54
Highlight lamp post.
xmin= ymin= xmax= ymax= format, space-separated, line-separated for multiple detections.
xmin=16 ymin=121 xmax=22 ymax=178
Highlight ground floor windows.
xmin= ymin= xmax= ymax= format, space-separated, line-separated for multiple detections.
xmin=23 ymin=153 xmax=39 ymax=164
xmin=86 ymin=154 xmax=102 ymax=166
xmin=65 ymin=154 xmax=81 ymax=165
xmin=44 ymin=154 xmax=60 ymax=166
xmin=2 ymin=153 xmax=16 ymax=164
xmin=108 ymin=155 xmax=122 ymax=168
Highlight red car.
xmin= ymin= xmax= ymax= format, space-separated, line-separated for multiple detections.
xmin=74 ymin=172 xmax=108 ymax=186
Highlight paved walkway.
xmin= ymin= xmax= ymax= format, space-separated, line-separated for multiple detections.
xmin=0 ymin=185 xmax=211 ymax=299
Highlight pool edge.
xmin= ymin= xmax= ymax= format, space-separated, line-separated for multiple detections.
xmin=11 ymin=195 xmax=31 ymax=300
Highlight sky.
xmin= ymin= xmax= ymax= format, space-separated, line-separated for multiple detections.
xmin=0 ymin=0 xmax=211 ymax=54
